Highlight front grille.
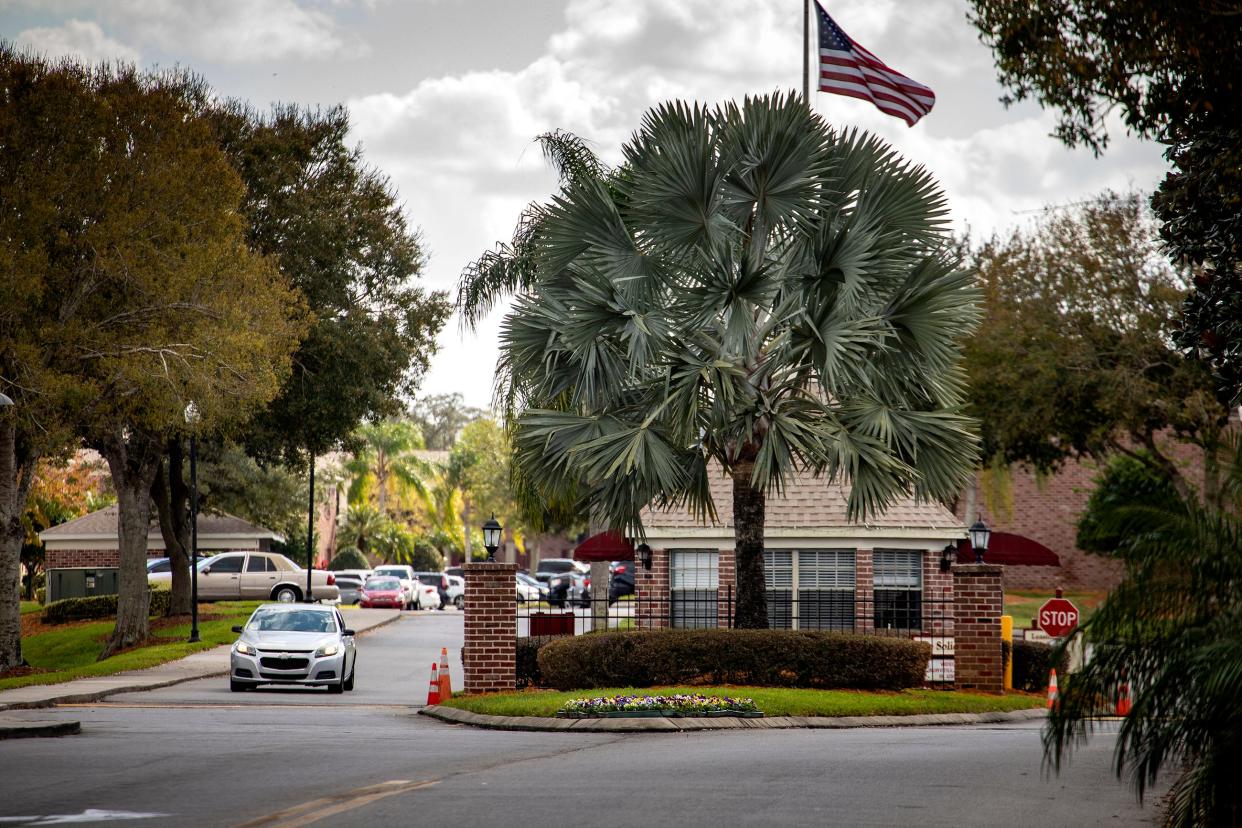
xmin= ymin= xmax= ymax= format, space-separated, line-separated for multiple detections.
xmin=260 ymin=656 xmax=310 ymax=670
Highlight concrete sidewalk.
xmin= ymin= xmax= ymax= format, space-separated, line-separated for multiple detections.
xmin=0 ymin=607 xmax=402 ymax=719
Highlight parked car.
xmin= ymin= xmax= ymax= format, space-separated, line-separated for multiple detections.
xmin=147 ymin=555 xmax=210 ymax=573
xmin=148 ymin=551 xmax=339 ymax=603
xmin=228 ymin=603 xmax=356 ymax=693
xmin=548 ymin=570 xmax=590 ymax=608
xmin=515 ymin=571 xmax=548 ymax=603
xmin=334 ymin=574 xmax=365 ymax=605
xmin=609 ymin=560 xmax=636 ymax=604
xmin=444 ymin=566 xmax=464 ymax=580
xmin=414 ymin=571 xmax=450 ymax=609
xmin=445 ymin=574 xmax=465 ymax=609
xmin=358 ymin=576 xmax=404 ymax=609
xmin=334 ymin=568 xmax=373 ymax=583
xmin=533 ymin=558 xmax=585 ymax=583
xmin=369 ymin=565 xmax=420 ymax=609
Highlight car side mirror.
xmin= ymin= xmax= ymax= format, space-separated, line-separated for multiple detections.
xmin=343 ymin=629 xmax=356 ymax=637
xmin=231 ymin=625 xmax=244 ymax=634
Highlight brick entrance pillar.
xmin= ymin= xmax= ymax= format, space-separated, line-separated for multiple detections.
xmin=953 ymin=563 xmax=1005 ymax=693
xmin=636 ymin=547 xmax=669 ymax=629
xmin=462 ymin=562 xmax=517 ymax=694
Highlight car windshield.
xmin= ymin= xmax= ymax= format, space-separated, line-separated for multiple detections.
xmin=374 ymin=569 xmax=404 ymax=578
xmin=366 ymin=578 xmax=399 ymax=590
xmin=247 ymin=609 xmax=336 ymax=633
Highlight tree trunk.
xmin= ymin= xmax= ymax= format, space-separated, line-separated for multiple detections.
xmin=0 ymin=420 xmax=36 ymax=672
xmin=151 ymin=437 xmax=192 ymax=616
xmin=731 ymin=459 xmax=768 ymax=629
xmin=98 ymin=428 xmax=162 ymax=659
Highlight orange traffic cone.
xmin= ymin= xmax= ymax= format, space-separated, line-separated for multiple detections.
xmin=1046 ymin=669 xmax=1059 ymax=710
xmin=438 ymin=646 xmax=452 ymax=701
xmin=1115 ymin=682 xmax=1132 ymax=716
xmin=426 ymin=663 xmax=441 ymax=706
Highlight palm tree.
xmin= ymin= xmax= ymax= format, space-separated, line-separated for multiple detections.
xmin=463 ymin=93 xmax=980 ymax=627
xmin=1045 ymin=438 xmax=1242 ymax=828
xmin=342 ymin=419 xmax=431 ymax=517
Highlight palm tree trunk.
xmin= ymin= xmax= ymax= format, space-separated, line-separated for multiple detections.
xmin=731 ymin=459 xmax=768 ymax=629
xmin=98 ymin=429 xmax=162 ymax=659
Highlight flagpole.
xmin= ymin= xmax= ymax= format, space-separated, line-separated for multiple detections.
xmin=803 ymin=0 xmax=810 ymax=103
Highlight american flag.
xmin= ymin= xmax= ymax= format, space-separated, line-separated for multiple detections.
xmin=815 ymin=2 xmax=935 ymax=126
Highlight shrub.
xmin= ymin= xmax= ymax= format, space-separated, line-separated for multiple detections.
xmin=35 ymin=587 xmax=46 ymax=605
xmin=516 ymin=636 xmax=560 ymax=689
xmin=1012 ymin=639 xmax=1069 ymax=692
xmin=536 ymin=629 xmax=931 ymax=691
xmin=329 ymin=548 xmax=369 ymax=571
xmin=42 ymin=588 xmax=173 ymax=625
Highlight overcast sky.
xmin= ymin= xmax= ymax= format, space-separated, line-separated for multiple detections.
xmin=4 ymin=0 xmax=1168 ymax=409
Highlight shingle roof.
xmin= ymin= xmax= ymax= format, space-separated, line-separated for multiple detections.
xmin=40 ymin=504 xmax=280 ymax=540
xmin=642 ymin=465 xmax=961 ymax=532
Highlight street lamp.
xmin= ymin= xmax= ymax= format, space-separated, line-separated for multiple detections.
xmin=968 ymin=519 xmax=992 ymax=564
xmin=184 ymin=401 xmax=201 ymax=643
xmin=481 ymin=516 xmax=502 ymax=561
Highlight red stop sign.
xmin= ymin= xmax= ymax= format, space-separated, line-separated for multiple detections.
xmin=1038 ymin=598 xmax=1080 ymax=637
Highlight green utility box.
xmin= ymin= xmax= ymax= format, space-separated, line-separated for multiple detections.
xmin=47 ymin=568 xmax=120 ymax=603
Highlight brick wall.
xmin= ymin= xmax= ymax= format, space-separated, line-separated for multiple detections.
xmin=46 ymin=548 xmax=122 ymax=569
xmin=924 ymin=548 xmax=954 ymax=636
xmin=853 ymin=549 xmax=874 ymax=633
xmin=953 ymin=563 xmax=1004 ymax=693
xmin=636 ymin=547 xmax=670 ymax=629
xmin=462 ymin=562 xmax=517 ymax=694
xmin=717 ymin=548 xmax=735 ymax=628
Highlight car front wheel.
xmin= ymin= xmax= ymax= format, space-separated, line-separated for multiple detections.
xmin=454 ymin=595 xmax=464 ymax=610
xmin=230 ymin=680 xmax=248 ymax=692
xmin=344 ymin=663 xmax=355 ymax=692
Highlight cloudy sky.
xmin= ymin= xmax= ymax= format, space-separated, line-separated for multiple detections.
xmin=3 ymin=0 xmax=1167 ymax=409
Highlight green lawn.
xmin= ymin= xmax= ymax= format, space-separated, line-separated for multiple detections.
xmin=440 ymin=686 xmax=1044 ymax=718
xmin=0 ymin=600 xmax=262 ymax=691
xmin=20 ymin=601 xmax=41 ymax=615
xmin=1005 ymin=590 xmax=1106 ymax=631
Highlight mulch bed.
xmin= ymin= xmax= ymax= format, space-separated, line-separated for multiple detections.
xmin=20 ymin=608 xmax=227 ymax=639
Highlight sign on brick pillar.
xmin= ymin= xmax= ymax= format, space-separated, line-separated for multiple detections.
xmin=952 ymin=563 xmax=1005 ymax=693
xmin=636 ymin=547 xmax=669 ymax=629
xmin=462 ymin=562 xmax=517 ymax=694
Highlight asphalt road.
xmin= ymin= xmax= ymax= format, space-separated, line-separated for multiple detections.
xmin=0 ymin=612 xmax=1162 ymax=828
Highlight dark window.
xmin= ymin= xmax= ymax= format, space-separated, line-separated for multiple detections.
xmin=765 ymin=549 xmax=855 ymax=630
xmin=148 ymin=560 xmax=170 ymax=573
xmin=245 ymin=556 xmax=270 ymax=573
xmin=208 ymin=556 xmax=244 ymax=574
xmin=873 ymin=550 xmax=922 ymax=630
xmin=670 ymin=550 xmax=718 ymax=629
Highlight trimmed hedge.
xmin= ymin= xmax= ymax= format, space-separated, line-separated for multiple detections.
xmin=329 ymin=548 xmax=369 ymax=571
xmin=1012 ymin=639 xmax=1069 ymax=692
xmin=516 ymin=635 xmax=561 ymax=689
xmin=536 ymin=629 xmax=931 ymax=691
xmin=42 ymin=587 xmax=172 ymax=625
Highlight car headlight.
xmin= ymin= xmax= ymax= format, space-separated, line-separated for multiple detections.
xmin=315 ymin=644 xmax=340 ymax=658
xmin=234 ymin=641 xmax=256 ymax=656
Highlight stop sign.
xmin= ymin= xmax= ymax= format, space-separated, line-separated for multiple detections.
xmin=1038 ymin=598 xmax=1080 ymax=637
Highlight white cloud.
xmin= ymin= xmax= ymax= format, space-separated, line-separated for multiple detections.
xmin=13 ymin=19 xmax=140 ymax=65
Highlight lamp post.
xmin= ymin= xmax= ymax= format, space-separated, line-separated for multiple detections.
xmin=481 ymin=516 xmax=502 ymax=562
xmin=306 ymin=453 xmax=315 ymax=602
xmin=183 ymin=402 xmax=201 ymax=643
xmin=968 ymin=519 xmax=992 ymax=564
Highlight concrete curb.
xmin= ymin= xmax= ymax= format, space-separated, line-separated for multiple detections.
xmin=0 ymin=717 xmax=81 ymax=739
xmin=418 ymin=704 xmax=1048 ymax=732
xmin=0 ymin=608 xmax=403 ymax=713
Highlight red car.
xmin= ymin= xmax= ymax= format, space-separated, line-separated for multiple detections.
xmin=359 ymin=577 xmax=404 ymax=609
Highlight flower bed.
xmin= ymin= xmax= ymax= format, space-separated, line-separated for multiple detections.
xmin=556 ymin=693 xmax=763 ymax=718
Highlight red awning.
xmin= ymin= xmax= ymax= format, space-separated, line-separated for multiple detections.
xmin=573 ymin=530 xmax=634 ymax=562
xmin=960 ymin=531 xmax=1060 ymax=567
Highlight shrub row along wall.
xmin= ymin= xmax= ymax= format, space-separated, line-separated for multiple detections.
xmin=535 ymin=629 xmax=931 ymax=692
xmin=42 ymin=588 xmax=172 ymax=624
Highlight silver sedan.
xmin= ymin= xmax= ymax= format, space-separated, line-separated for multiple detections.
xmin=229 ymin=604 xmax=357 ymax=693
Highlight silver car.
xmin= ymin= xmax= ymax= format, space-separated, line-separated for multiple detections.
xmin=229 ymin=604 xmax=357 ymax=694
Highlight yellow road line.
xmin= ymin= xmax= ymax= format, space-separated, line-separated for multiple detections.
xmin=234 ymin=779 xmax=439 ymax=828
